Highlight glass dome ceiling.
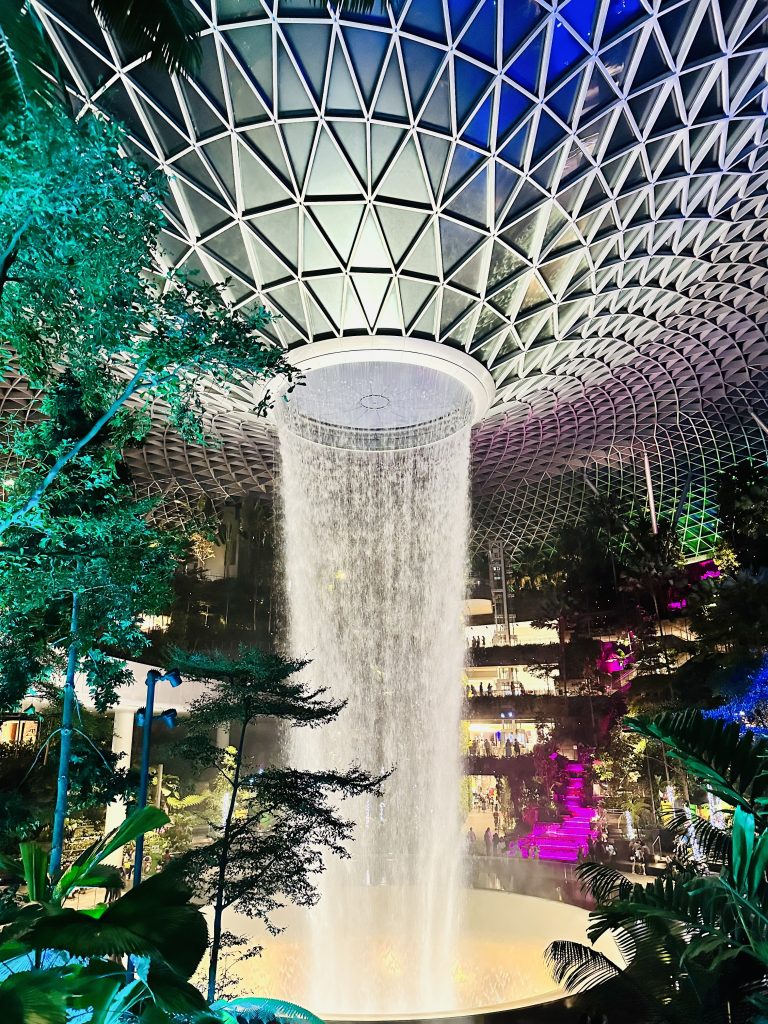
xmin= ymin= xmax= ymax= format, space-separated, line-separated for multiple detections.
xmin=24 ymin=0 xmax=768 ymax=555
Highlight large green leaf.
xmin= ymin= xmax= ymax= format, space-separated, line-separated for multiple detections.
xmin=0 ymin=1 xmax=61 ymax=115
xmin=27 ymin=868 xmax=207 ymax=978
xmin=0 ymin=970 xmax=66 ymax=1024
xmin=54 ymin=807 xmax=168 ymax=901
xmin=19 ymin=842 xmax=48 ymax=903
xmin=212 ymin=996 xmax=325 ymax=1024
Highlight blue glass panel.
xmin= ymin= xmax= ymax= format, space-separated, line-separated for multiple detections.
xmin=562 ymin=0 xmax=597 ymax=43
xmin=546 ymin=73 xmax=582 ymax=121
xmin=506 ymin=33 xmax=543 ymax=93
xmin=445 ymin=143 xmax=485 ymax=194
xmin=448 ymin=0 xmax=481 ymax=37
xmin=403 ymin=0 xmax=448 ymax=45
xmin=454 ymin=57 xmax=494 ymax=124
xmin=498 ymin=124 xmax=528 ymax=168
xmin=548 ymin=20 xmax=586 ymax=84
xmin=531 ymin=110 xmax=563 ymax=160
xmin=502 ymin=0 xmax=541 ymax=61
xmin=458 ymin=4 xmax=497 ymax=66
xmin=602 ymin=0 xmax=644 ymax=40
xmin=462 ymin=94 xmax=493 ymax=148
xmin=401 ymin=39 xmax=446 ymax=110
xmin=496 ymin=82 xmax=530 ymax=145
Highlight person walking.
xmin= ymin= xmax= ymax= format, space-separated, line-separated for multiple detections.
xmin=466 ymin=827 xmax=477 ymax=853
xmin=514 ymin=738 xmax=521 ymax=757
xmin=484 ymin=736 xmax=492 ymax=757
xmin=505 ymin=737 xmax=512 ymax=758
xmin=484 ymin=827 xmax=492 ymax=856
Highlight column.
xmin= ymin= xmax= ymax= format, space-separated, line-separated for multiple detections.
xmin=103 ymin=708 xmax=135 ymax=864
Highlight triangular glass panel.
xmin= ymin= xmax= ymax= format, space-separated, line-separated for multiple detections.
xmin=439 ymin=288 xmax=474 ymax=335
xmin=547 ymin=20 xmax=587 ymax=86
xmin=206 ymin=225 xmax=252 ymax=281
xmin=628 ymin=30 xmax=668 ymax=90
xmin=600 ymin=35 xmax=637 ymax=91
xmin=401 ymin=38 xmax=446 ymax=112
xmin=178 ymin=79 xmax=224 ymax=137
xmin=373 ymin=53 xmax=408 ymax=121
xmin=402 ymin=0 xmax=448 ymax=45
xmin=453 ymin=57 xmax=494 ymax=126
xmin=419 ymin=134 xmax=452 ymax=197
xmin=445 ymin=166 xmax=490 ymax=227
xmin=445 ymin=143 xmax=486 ymax=195
xmin=602 ymin=0 xmax=644 ymax=42
xmin=448 ymin=0 xmax=480 ymax=38
xmin=562 ymin=0 xmax=596 ymax=44
xmin=343 ymin=285 xmax=368 ymax=332
xmin=353 ymin=272 xmax=390 ymax=327
xmin=487 ymin=241 xmax=527 ymax=288
xmin=306 ymin=131 xmax=362 ymax=197
xmin=313 ymin=204 xmax=365 ymax=262
xmin=502 ymin=0 xmax=542 ymax=62
xmin=499 ymin=123 xmax=529 ymax=169
xmin=547 ymin=72 xmax=582 ymax=123
xmin=371 ymin=125 xmax=408 ymax=186
xmin=305 ymin=292 xmax=336 ymax=338
xmin=403 ymin=224 xmax=439 ymax=276
xmin=376 ymin=284 xmax=402 ymax=331
xmin=176 ymin=180 xmax=229 ymax=234
xmin=498 ymin=81 xmax=531 ymax=143
xmin=419 ymin=66 xmax=452 ymax=133
xmin=173 ymin=148 xmax=225 ymax=199
xmin=494 ymin=164 xmax=521 ymax=218
xmin=277 ymin=40 xmax=313 ymax=116
xmin=450 ymin=245 xmax=488 ymax=293
xmin=228 ymin=24 xmax=274 ymax=106
xmin=506 ymin=31 xmax=544 ymax=93
xmin=224 ymin=53 xmax=270 ymax=126
xmin=458 ymin=4 xmax=497 ymax=66
xmin=247 ymin=234 xmax=292 ymax=287
xmin=270 ymin=282 xmax=305 ymax=330
xmin=378 ymin=140 xmax=431 ymax=205
xmin=439 ymin=218 xmax=484 ymax=274
xmin=352 ymin=213 xmax=390 ymax=269
xmin=253 ymin=208 xmax=299 ymax=269
xmin=531 ymin=110 xmax=566 ymax=162
xmin=281 ymin=121 xmax=317 ymax=189
xmin=327 ymin=42 xmax=363 ymax=116
xmin=239 ymin=149 xmax=293 ymax=210
xmin=462 ymin=94 xmax=493 ymax=149
xmin=307 ymin=276 xmax=344 ymax=327
xmin=398 ymin=278 xmax=435 ymax=328
xmin=343 ymin=27 xmax=391 ymax=107
xmin=241 ymin=126 xmax=291 ymax=186
xmin=283 ymin=23 xmax=332 ymax=103
xmin=302 ymin=216 xmax=338 ymax=273
xmin=412 ymin=296 xmax=437 ymax=337
xmin=377 ymin=207 xmax=430 ymax=265
xmin=329 ymin=120 xmax=368 ymax=186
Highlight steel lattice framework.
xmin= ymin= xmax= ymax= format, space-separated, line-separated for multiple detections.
xmin=21 ymin=0 xmax=768 ymax=554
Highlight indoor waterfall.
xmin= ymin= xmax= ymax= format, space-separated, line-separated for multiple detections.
xmin=277 ymin=361 xmax=471 ymax=1015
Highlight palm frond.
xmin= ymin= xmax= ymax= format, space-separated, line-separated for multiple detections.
xmin=576 ymin=860 xmax=634 ymax=903
xmin=665 ymin=810 xmax=731 ymax=863
xmin=212 ymin=996 xmax=325 ymax=1024
xmin=0 ymin=0 xmax=60 ymax=113
xmin=545 ymin=939 xmax=621 ymax=991
xmin=90 ymin=0 xmax=203 ymax=76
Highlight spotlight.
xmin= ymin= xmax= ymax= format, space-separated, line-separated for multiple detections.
xmin=159 ymin=709 xmax=178 ymax=729
xmin=162 ymin=669 xmax=183 ymax=688
xmin=135 ymin=707 xmax=147 ymax=727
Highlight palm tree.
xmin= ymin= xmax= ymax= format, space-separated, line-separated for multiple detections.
xmin=0 ymin=0 xmax=203 ymax=114
xmin=545 ymin=709 xmax=768 ymax=1023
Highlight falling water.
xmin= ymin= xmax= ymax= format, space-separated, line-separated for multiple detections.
xmin=277 ymin=362 xmax=471 ymax=1016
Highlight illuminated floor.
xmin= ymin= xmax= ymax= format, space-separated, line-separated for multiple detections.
xmin=214 ymin=888 xmax=622 ymax=1021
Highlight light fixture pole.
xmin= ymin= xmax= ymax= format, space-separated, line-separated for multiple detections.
xmin=132 ymin=668 xmax=181 ymax=887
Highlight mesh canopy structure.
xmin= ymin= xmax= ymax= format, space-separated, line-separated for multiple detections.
xmin=24 ymin=0 xmax=768 ymax=554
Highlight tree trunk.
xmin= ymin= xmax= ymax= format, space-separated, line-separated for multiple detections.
xmin=207 ymin=718 xmax=248 ymax=1002
xmin=49 ymin=591 xmax=79 ymax=879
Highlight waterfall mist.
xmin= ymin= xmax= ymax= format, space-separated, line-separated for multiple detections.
xmin=277 ymin=368 xmax=470 ymax=1015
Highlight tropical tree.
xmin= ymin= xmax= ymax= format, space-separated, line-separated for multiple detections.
xmin=0 ymin=806 xmax=211 ymax=1023
xmin=717 ymin=460 xmax=768 ymax=574
xmin=546 ymin=709 xmax=768 ymax=1023
xmin=169 ymin=647 xmax=389 ymax=1002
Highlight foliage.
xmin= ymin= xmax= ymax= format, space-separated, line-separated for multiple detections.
xmin=212 ymin=996 xmax=324 ymax=1024
xmin=0 ymin=807 xmax=212 ymax=1023
xmin=0 ymin=105 xmax=297 ymax=537
xmin=169 ymin=646 xmax=389 ymax=1001
xmin=546 ymin=709 xmax=768 ymax=1022
xmin=717 ymin=460 xmax=768 ymax=574
xmin=0 ymin=0 xmax=202 ymax=117
xmin=703 ymin=656 xmax=768 ymax=735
